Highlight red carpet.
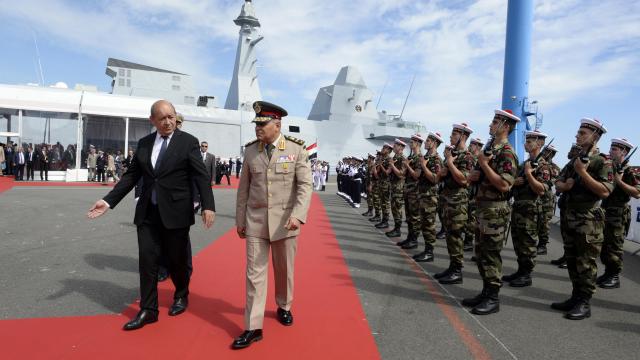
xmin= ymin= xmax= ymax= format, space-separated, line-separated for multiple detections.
xmin=0 ymin=193 xmax=380 ymax=360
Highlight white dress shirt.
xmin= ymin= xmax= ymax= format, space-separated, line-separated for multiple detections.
xmin=151 ymin=132 xmax=174 ymax=169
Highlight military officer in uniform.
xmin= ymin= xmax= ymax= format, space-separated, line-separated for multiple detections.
xmin=464 ymin=109 xmax=519 ymax=315
xmin=234 ymin=101 xmax=312 ymax=348
xmin=412 ymin=132 xmax=444 ymax=261
xmin=435 ymin=123 xmax=474 ymax=285
xmin=503 ymin=130 xmax=552 ymax=287
xmin=597 ymin=138 xmax=640 ymax=289
xmin=552 ymin=118 xmax=613 ymax=320
xmin=386 ymin=139 xmax=407 ymax=238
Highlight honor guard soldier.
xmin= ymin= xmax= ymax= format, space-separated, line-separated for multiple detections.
xmin=465 ymin=137 xmax=484 ymax=253
xmin=374 ymin=143 xmax=394 ymax=229
xmin=503 ymin=130 xmax=552 ymax=288
xmin=412 ymin=132 xmax=444 ymax=261
xmin=369 ymin=151 xmax=384 ymax=223
xmin=552 ymin=118 xmax=613 ymax=320
xmin=386 ymin=139 xmax=408 ymax=238
xmin=598 ymin=138 xmax=640 ymax=289
xmin=537 ymin=144 xmax=561 ymax=255
xmin=463 ymin=109 xmax=519 ymax=315
xmin=551 ymin=143 xmax=582 ymax=268
xmin=362 ymin=154 xmax=376 ymax=216
xmin=397 ymin=134 xmax=424 ymax=249
xmin=435 ymin=123 xmax=474 ymax=285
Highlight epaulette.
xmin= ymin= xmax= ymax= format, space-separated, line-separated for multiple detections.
xmin=284 ymin=135 xmax=305 ymax=146
xmin=245 ymin=139 xmax=259 ymax=147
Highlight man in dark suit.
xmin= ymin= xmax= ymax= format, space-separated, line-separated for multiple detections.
xmin=235 ymin=157 xmax=242 ymax=178
xmin=200 ymin=141 xmax=216 ymax=185
xmin=26 ymin=146 xmax=36 ymax=181
xmin=39 ymin=145 xmax=50 ymax=181
xmin=87 ymin=100 xmax=216 ymax=331
xmin=14 ymin=146 xmax=26 ymax=181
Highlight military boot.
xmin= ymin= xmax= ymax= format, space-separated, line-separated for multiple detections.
xmin=599 ymin=274 xmax=620 ymax=289
xmin=463 ymin=239 xmax=473 ymax=252
xmin=385 ymin=223 xmax=402 ymax=237
xmin=501 ymin=268 xmax=522 ymax=282
xmin=551 ymin=292 xmax=579 ymax=312
xmin=413 ymin=246 xmax=434 ymax=262
xmin=509 ymin=272 xmax=532 ymax=287
xmin=436 ymin=228 xmax=446 ymax=240
xmin=536 ymin=245 xmax=547 ymax=255
xmin=550 ymin=255 xmax=566 ymax=266
xmin=565 ymin=297 xmax=591 ymax=320
xmin=462 ymin=284 xmax=488 ymax=307
xmin=438 ymin=265 xmax=463 ymax=285
xmin=471 ymin=286 xmax=500 ymax=315
xmin=375 ymin=218 xmax=389 ymax=228
xmin=369 ymin=213 xmax=381 ymax=222
xmin=596 ymin=269 xmax=613 ymax=285
xmin=434 ymin=265 xmax=453 ymax=279
xmin=401 ymin=233 xmax=418 ymax=249
xmin=362 ymin=209 xmax=373 ymax=217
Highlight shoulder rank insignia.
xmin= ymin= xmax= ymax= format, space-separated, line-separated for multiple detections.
xmin=245 ymin=139 xmax=259 ymax=147
xmin=284 ymin=135 xmax=305 ymax=146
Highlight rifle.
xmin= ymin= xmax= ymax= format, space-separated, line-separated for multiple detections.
xmin=516 ymin=138 xmax=555 ymax=180
xmin=616 ymin=146 xmax=637 ymax=174
xmin=566 ymin=141 xmax=594 ymax=181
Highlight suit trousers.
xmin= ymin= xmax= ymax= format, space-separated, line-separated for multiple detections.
xmin=137 ymin=204 xmax=191 ymax=313
xmin=15 ymin=164 xmax=25 ymax=180
xmin=245 ymin=236 xmax=297 ymax=330
xmin=26 ymin=164 xmax=35 ymax=180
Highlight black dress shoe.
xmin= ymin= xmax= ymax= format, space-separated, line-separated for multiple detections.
xmin=277 ymin=308 xmax=293 ymax=326
xmin=232 ymin=329 xmax=263 ymax=349
xmin=123 ymin=310 xmax=158 ymax=331
xmin=168 ymin=297 xmax=188 ymax=316
xmin=157 ymin=267 xmax=169 ymax=282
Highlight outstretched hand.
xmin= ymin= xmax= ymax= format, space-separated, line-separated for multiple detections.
xmin=87 ymin=200 xmax=109 ymax=219
xmin=202 ymin=210 xmax=215 ymax=229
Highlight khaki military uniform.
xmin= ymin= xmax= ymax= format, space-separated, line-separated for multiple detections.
xmin=236 ymin=133 xmax=313 ymax=329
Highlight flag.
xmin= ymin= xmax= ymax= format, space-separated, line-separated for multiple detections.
xmin=306 ymin=142 xmax=318 ymax=160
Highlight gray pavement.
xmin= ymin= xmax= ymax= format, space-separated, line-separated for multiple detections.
xmin=2 ymin=183 xmax=640 ymax=359
xmin=321 ymin=182 xmax=640 ymax=360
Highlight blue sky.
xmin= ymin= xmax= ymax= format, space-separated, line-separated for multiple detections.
xmin=1 ymin=0 xmax=639 ymax=165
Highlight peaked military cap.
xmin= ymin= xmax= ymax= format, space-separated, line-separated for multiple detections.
xmin=252 ymin=100 xmax=288 ymax=123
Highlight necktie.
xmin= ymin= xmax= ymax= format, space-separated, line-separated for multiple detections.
xmin=152 ymin=136 xmax=168 ymax=205
xmin=266 ymin=144 xmax=274 ymax=161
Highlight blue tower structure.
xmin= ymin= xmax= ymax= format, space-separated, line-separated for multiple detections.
xmin=501 ymin=0 xmax=534 ymax=161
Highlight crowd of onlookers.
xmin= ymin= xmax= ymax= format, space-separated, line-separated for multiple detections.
xmin=1 ymin=141 xmax=76 ymax=181
xmin=1 ymin=139 xmax=244 ymax=184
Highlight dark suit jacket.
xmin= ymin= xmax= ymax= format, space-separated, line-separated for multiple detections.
xmin=26 ymin=151 xmax=37 ymax=165
xmin=103 ymin=129 xmax=215 ymax=229
xmin=202 ymin=152 xmax=216 ymax=183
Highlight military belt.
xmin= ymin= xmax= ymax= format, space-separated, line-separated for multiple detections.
xmin=476 ymin=200 xmax=508 ymax=208
xmin=565 ymin=201 xmax=601 ymax=210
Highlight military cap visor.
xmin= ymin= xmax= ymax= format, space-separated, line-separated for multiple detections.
xmin=252 ymin=100 xmax=288 ymax=123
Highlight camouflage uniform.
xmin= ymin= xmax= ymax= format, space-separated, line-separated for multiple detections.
xmin=560 ymin=152 xmax=614 ymax=300
xmin=600 ymin=166 xmax=640 ymax=276
xmin=475 ymin=140 xmax=518 ymax=289
xmin=509 ymin=158 xmax=553 ymax=281
xmin=537 ymin=160 xmax=560 ymax=248
xmin=402 ymin=154 xmax=421 ymax=242
xmin=465 ymin=154 xmax=479 ymax=248
xmin=389 ymin=153 xmax=406 ymax=229
xmin=370 ymin=158 xmax=382 ymax=220
xmin=418 ymin=152 xmax=443 ymax=251
xmin=441 ymin=150 xmax=474 ymax=268
xmin=365 ymin=162 xmax=375 ymax=212
xmin=377 ymin=156 xmax=392 ymax=222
